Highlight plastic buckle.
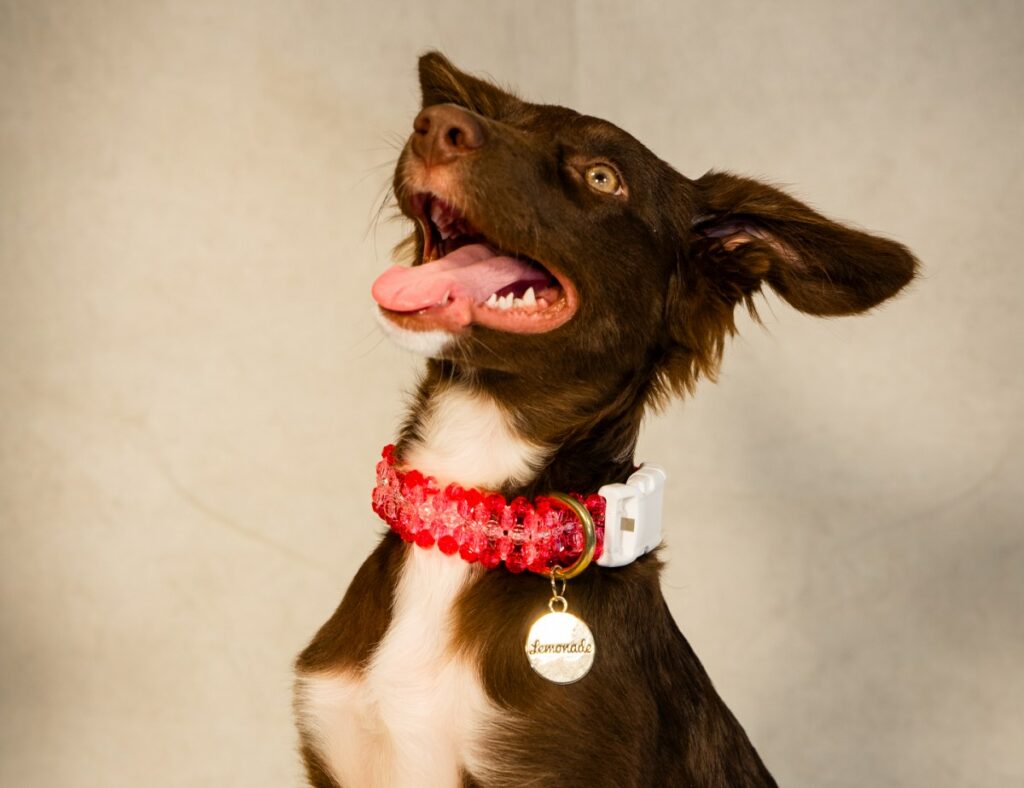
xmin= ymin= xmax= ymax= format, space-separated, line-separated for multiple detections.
xmin=596 ymin=464 xmax=666 ymax=567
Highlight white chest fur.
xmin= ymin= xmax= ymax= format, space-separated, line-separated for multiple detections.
xmin=295 ymin=387 xmax=547 ymax=788
xmin=403 ymin=385 xmax=544 ymax=489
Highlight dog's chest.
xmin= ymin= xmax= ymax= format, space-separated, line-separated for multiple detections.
xmin=296 ymin=552 xmax=489 ymax=787
xmin=295 ymin=388 xmax=546 ymax=788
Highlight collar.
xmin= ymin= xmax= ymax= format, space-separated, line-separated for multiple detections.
xmin=371 ymin=444 xmax=666 ymax=574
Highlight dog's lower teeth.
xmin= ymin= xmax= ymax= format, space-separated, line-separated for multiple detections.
xmin=482 ymin=287 xmax=549 ymax=311
xmin=479 ymin=289 xmax=551 ymax=311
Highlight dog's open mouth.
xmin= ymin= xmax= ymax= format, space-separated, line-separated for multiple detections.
xmin=372 ymin=194 xmax=578 ymax=334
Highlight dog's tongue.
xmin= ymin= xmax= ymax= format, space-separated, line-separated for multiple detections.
xmin=372 ymin=243 xmax=547 ymax=319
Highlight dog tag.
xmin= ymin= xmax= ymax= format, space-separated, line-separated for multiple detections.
xmin=525 ymin=575 xmax=595 ymax=684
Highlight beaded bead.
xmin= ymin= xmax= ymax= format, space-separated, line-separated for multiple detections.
xmin=505 ymin=551 xmax=526 ymax=574
xmin=437 ymin=534 xmax=458 ymax=555
xmin=485 ymin=492 xmax=506 ymax=513
xmin=414 ymin=529 xmax=435 ymax=548
xmin=479 ymin=547 xmax=501 ymax=570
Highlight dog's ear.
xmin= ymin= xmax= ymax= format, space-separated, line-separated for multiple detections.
xmin=662 ymin=171 xmax=919 ymax=394
xmin=418 ymin=51 xmax=516 ymax=117
xmin=689 ymin=171 xmax=919 ymax=315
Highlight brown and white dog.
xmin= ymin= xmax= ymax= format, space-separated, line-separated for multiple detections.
xmin=294 ymin=52 xmax=917 ymax=788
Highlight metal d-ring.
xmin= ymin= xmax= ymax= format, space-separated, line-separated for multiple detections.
xmin=547 ymin=492 xmax=597 ymax=581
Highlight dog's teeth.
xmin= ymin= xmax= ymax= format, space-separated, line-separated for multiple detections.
xmin=499 ymin=294 xmax=514 ymax=310
xmin=512 ymin=297 xmax=523 ymax=309
xmin=522 ymin=287 xmax=536 ymax=307
xmin=485 ymin=293 xmax=498 ymax=307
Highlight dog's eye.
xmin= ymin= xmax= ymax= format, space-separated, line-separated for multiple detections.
xmin=584 ymin=164 xmax=622 ymax=195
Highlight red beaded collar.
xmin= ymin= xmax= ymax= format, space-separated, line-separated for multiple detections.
xmin=371 ymin=444 xmax=606 ymax=574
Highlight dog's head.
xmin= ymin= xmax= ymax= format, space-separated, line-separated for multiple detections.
xmin=374 ymin=52 xmax=917 ymax=404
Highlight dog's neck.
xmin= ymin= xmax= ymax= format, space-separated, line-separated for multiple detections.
xmin=396 ymin=360 xmax=650 ymax=496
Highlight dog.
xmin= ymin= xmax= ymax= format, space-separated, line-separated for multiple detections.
xmin=293 ymin=52 xmax=917 ymax=788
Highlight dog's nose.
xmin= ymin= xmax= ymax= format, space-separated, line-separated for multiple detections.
xmin=411 ymin=105 xmax=485 ymax=166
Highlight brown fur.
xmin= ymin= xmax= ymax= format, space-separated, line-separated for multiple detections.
xmin=296 ymin=52 xmax=918 ymax=786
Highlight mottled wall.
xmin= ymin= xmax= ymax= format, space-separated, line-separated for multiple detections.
xmin=1 ymin=1 xmax=1021 ymax=786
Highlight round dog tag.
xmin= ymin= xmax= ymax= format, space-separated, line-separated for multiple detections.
xmin=524 ymin=610 xmax=596 ymax=684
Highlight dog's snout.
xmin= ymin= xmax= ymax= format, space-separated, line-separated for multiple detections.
xmin=411 ymin=105 xmax=484 ymax=166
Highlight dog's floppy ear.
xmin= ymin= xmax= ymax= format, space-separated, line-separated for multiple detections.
xmin=690 ymin=171 xmax=919 ymax=315
xmin=663 ymin=171 xmax=918 ymax=394
xmin=418 ymin=51 xmax=516 ymax=117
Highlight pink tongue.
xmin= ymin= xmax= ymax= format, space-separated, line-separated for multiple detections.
xmin=372 ymin=243 xmax=548 ymax=313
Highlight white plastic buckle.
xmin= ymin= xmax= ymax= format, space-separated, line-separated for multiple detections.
xmin=596 ymin=464 xmax=667 ymax=567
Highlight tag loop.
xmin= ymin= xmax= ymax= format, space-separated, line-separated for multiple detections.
xmin=547 ymin=492 xmax=597 ymax=581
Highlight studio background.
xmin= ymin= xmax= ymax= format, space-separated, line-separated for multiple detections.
xmin=2 ymin=2 xmax=1021 ymax=786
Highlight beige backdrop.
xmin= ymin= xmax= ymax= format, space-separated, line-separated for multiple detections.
xmin=2 ymin=1 xmax=1022 ymax=786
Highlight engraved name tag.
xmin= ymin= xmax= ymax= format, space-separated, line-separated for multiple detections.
xmin=524 ymin=611 xmax=596 ymax=684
